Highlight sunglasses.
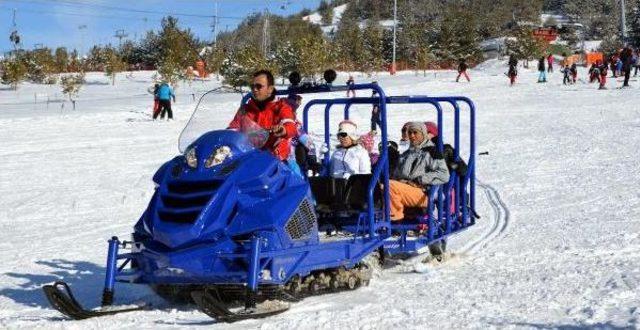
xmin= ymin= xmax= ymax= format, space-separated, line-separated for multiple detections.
xmin=337 ymin=132 xmax=349 ymax=138
xmin=407 ymin=130 xmax=422 ymax=135
xmin=251 ymin=83 xmax=266 ymax=90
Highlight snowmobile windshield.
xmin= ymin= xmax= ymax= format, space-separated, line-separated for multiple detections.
xmin=178 ymin=90 xmax=268 ymax=153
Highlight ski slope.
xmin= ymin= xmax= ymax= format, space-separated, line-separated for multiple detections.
xmin=1 ymin=61 xmax=639 ymax=329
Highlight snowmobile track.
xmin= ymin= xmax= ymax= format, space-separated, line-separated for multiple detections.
xmin=460 ymin=180 xmax=510 ymax=254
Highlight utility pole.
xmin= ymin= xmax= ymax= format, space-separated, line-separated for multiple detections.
xmin=391 ymin=0 xmax=397 ymax=75
xmin=9 ymin=9 xmax=22 ymax=52
xmin=78 ymin=24 xmax=87 ymax=57
xmin=262 ymin=9 xmax=270 ymax=56
xmin=620 ymin=0 xmax=627 ymax=44
xmin=211 ymin=1 xmax=218 ymax=46
xmin=114 ymin=29 xmax=128 ymax=48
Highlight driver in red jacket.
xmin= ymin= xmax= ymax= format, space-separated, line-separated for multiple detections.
xmin=228 ymin=70 xmax=297 ymax=161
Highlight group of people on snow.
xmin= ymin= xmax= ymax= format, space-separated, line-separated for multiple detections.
xmin=149 ymin=82 xmax=175 ymax=120
xmin=227 ymin=69 xmax=450 ymax=221
xmin=508 ymin=46 xmax=640 ymax=89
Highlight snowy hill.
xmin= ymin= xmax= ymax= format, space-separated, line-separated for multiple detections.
xmin=1 ymin=63 xmax=639 ymax=328
xmin=302 ymin=4 xmax=348 ymax=35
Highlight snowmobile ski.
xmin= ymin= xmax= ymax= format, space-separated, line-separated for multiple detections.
xmin=42 ymin=281 xmax=146 ymax=320
xmin=191 ymin=289 xmax=290 ymax=323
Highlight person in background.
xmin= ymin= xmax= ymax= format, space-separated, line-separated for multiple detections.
xmin=155 ymin=81 xmax=175 ymax=120
xmin=147 ymin=83 xmax=160 ymax=118
xmin=537 ymin=56 xmax=547 ymax=83
xmin=346 ymin=75 xmax=356 ymax=98
xmin=633 ymin=49 xmax=640 ymax=77
xmin=562 ymin=65 xmax=572 ymax=85
xmin=370 ymin=90 xmax=382 ymax=133
xmin=456 ymin=58 xmax=470 ymax=82
xmin=508 ymin=55 xmax=518 ymax=86
xmin=589 ymin=61 xmax=600 ymax=83
xmin=570 ymin=62 xmax=578 ymax=84
xmin=599 ymin=60 xmax=609 ymax=90
xmin=547 ymin=53 xmax=554 ymax=73
xmin=620 ymin=47 xmax=633 ymax=88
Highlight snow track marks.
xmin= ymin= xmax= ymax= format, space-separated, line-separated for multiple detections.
xmin=460 ymin=180 xmax=510 ymax=254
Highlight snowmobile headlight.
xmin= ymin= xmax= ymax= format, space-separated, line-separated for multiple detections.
xmin=205 ymin=146 xmax=232 ymax=168
xmin=185 ymin=148 xmax=197 ymax=168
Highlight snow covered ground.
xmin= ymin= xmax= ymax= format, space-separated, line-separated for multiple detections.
xmin=1 ymin=61 xmax=639 ymax=329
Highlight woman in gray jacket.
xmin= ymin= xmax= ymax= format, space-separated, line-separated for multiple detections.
xmin=389 ymin=122 xmax=449 ymax=220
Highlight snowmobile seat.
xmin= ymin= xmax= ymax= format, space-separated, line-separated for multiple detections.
xmin=308 ymin=177 xmax=348 ymax=212
xmin=343 ymin=174 xmax=382 ymax=211
xmin=309 ymin=174 xmax=381 ymax=213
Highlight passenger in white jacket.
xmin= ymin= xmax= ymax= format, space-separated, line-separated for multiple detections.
xmin=330 ymin=120 xmax=371 ymax=179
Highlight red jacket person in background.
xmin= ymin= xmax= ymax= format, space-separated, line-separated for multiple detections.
xmin=228 ymin=70 xmax=297 ymax=161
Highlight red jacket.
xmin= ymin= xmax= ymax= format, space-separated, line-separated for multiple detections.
xmin=228 ymin=96 xmax=297 ymax=160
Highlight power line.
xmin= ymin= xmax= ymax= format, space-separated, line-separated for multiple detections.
xmin=2 ymin=0 xmax=246 ymax=20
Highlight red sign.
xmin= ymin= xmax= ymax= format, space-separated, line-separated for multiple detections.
xmin=533 ymin=28 xmax=558 ymax=42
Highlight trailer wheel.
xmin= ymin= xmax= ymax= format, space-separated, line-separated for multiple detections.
xmin=346 ymin=276 xmax=359 ymax=290
xmin=308 ymin=280 xmax=321 ymax=294
xmin=329 ymin=277 xmax=340 ymax=292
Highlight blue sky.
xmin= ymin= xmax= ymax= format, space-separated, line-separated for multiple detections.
xmin=1 ymin=0 xmax=322 ymax=54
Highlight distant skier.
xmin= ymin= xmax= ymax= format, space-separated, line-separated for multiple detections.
xmin=615 ymin=57 xmax=623 ymax=78
xmin=547 ymin=54 xmax=554 ymax=73
xmin=570 ymin=63 xmax=578 ymax=84
xmin=599 ymin=60 xmax=609 ymax=90
xmin=562 ymin=65 xmax=572 ymax=85
xmin=610 ymin=55 xmax=618 ymax=78
xmin=620 ymin=47 xmax=633 ymax=87
xmin=508 ymin=55 xmax=518 ymax=86
xmin=155 ymin=82 xmax=175 ymax=120
xmin=346 ymin=75 xmax=356 ymax=98
xmin=456 ymin=58 xmax=470 ymax=82
xmin=633 ymin=49 xmax=640 ymax=77
xmin=147 ymin=83 xmax=160 ymax=118
xmin=589 ymin=61 xmax=602 ymax=83
xmin=370 ymin=90 xmax=381 ymax=132
xmin=537 ymin=57 xmax=547 ymax=83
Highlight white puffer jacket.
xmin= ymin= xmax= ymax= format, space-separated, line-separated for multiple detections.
xmin=330 ymin=144 xmax=371 ymax=179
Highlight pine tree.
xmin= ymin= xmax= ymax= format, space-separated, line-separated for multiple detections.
xmin=415 ymin=47 xmax=435 ymax=76
xmin=294 ymin=36 xmax=334 ymax=79
xmin=319 ymin=0 xmax=333 ymax=25
xmin=628 ymin=1 xmax=640 ymax=47
xmin=54 ymin=47 xmax=69 ymax=73
xmin=506 ymin=27 xmax=548 ymax=68
xmin=203 ymin=46 xmax=226 ymax=79
xmin=103 ymin=46 xmax=127 ymax=85
xmin=24 ymin=48 xmax=57 ymax=84
xmin=359 ymin=22 xmax=385 ymax=75
xmin=433 ymin=6 xmax=482 ymax=67
xmin=1 ymin=57 xmax=28 ymax=90
xmin=157 ymin=16 xmax=202 ymax=87
xmin=85 ymin=45 xmax=106 ymax=71
xmin=220 ymin=46 xmax=279 ymax=88
xmin=60 ymin=71 xmax=85 ymax=109
xmin=273 ymin=41 xmax=300 ymax=82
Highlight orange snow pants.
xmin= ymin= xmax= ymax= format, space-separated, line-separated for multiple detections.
xmin=389 ymin=180 xmax=428 ymax=221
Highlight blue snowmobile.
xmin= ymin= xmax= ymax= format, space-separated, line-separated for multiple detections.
xmin=43 ymin=72 xmax=478 ymax=322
